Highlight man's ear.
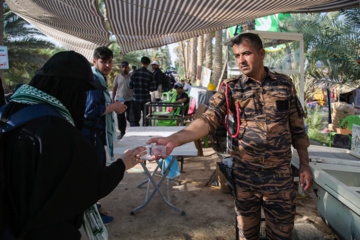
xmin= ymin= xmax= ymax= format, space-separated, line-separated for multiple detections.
xmin=259 ymin=48 xmax=265 ymax=60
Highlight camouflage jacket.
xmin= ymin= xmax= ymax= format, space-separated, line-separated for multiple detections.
xmin=200 ymin=68 xmax=309 ymax=167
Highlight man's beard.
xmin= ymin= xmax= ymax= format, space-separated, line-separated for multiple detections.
xmin=123 ymin=70 xmax=128 ymax=74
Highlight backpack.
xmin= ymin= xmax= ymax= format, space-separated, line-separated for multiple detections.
xmin=0 ymin=103 xmax=64 ymax=239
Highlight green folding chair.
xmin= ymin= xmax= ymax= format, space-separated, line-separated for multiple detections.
xmin=329 ymin=115 xmax=360 ymax=147
xmin=157 ymin=102 xmax=189 ymax=126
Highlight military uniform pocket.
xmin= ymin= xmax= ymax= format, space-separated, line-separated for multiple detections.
xmin=269 ymin=88 xmax=290 ymax=114
xmin=238 ymin=92 xmax=256 ymax=118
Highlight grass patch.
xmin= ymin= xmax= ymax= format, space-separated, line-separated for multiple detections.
xmin=307 ymin=128 xmax=329 ymax=146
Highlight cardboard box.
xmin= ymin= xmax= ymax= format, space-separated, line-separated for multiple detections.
xmin=336 ymin=128 xmax=352 ymax=135
xmin=216 ymin=162 xmax=230 ymax=194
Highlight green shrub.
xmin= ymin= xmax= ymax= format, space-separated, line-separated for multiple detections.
xmin=307 ymin=128 xmax=330 ymax=146
xmin=305 ymin=106 xmax=330 ymax=146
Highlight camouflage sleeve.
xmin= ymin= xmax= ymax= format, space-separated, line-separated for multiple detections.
xmin=199 ymin=83 xmax=231 ymax=135
xmin=289 ymin=82 xmax=310 ymax=150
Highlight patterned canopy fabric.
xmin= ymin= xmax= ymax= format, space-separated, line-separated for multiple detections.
xmin=6 ymin=0 xmax=111 ymax=60
xmin=6 ymin=0 xmax=359 ymax=60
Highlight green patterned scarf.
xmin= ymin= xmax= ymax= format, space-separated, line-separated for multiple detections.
xmin=9 ymin=84 xmax=75 ymax=126
xmin=92 ymin=66 xmax=116 ymax=160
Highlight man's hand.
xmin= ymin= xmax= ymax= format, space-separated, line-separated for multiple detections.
xmin=299 ymin=164 xmax=313 ymax=192
xmin=147 ymin=137 xmax=177 ymax=159
xmin=297 ymin=148 xmax=313 ymax=192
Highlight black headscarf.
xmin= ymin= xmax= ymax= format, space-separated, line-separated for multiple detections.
xmin=20 ymin=51 xmax=101 ymax=130
xmin=29 ymin=75 xmax=87 ymax=130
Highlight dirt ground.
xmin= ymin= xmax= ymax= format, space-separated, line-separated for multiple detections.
xmin=81 ymin=139 xmax=340 ymax=240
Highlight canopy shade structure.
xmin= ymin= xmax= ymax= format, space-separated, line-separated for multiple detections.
xmin=6 ymin=1 xmax=112 ymax=60
xmin=6 ymin=0 xmax=359 ymax=61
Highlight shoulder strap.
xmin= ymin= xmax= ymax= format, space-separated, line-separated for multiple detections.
xmin=0 ymin=103 xmax=64 ymax=133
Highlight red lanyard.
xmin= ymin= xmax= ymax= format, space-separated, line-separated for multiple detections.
xmin=220 ymin=82 xmax=241 ymax=138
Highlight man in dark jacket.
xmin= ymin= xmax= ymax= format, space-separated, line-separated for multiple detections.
xmin=151 ymin=61 xmax=165 ymax=105
xmin=0 ymin=51 xmax=146 ymax=240
xmin=129 ymin=57 xmax=156 ymax=126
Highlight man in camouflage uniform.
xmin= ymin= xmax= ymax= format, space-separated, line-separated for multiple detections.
xmin=148 ymin=33 xmax=313 ymax=240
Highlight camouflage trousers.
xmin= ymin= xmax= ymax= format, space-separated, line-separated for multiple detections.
xmin=233 ymin=162 xmax=296 ymax=240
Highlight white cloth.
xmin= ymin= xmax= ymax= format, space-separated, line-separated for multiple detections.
xmin=184 ymin=82 xmax=191 ymax=91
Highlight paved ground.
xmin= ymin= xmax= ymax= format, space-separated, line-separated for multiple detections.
xmin=81 ymin=138 xmax=339 ymax=240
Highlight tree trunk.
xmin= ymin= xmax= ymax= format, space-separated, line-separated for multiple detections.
xmin=213 ymin=30 xmax=222 ymax=87
xmin=205 ymin=33 xmax=213 ymax=70
xmin=190 ymin=37 xmax=197 ymax=84
xmin=197 ymin=35 xmax=203 ymax=69
xmin=186 ymin=40 xmax=191 ymax=79
xmin=197 ymin=35 xmax=204 ymax=85
xmin=180 ymin=41 xmax=187 ymax=80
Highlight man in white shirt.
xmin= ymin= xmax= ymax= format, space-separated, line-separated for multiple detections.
xmin=112 ymin=61 xmax=133 ymax=139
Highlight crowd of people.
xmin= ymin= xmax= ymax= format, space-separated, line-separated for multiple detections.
xmin=0 ymin=32 xmax=312 ymax=240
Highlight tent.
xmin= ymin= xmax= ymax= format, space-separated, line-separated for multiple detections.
xmin=6 ymin=0 xmax=359 ymax=60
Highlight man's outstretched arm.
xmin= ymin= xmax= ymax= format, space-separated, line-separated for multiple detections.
xmin=147 ymin=118 xmax=210 ymax=157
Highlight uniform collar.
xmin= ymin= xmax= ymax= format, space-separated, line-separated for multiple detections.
xmin=240 ymin=67 xmax=276 ymax=84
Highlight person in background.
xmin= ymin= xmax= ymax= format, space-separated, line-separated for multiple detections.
xmin=174 ymin=82 xmax=189 ymax=115
xmin=150 ymin=60 xmax=164 ymax=104
xmin=130 ymin=65 xmax=137 ymax=73
xmin=81 ymin=46 xmax=126 ymax=224
xmin=180 ymin=79 xmax=190 ymax=92
xmin=148 ymin=33 xmax=312 ymax=239
xmin=0 ymin=51 xmax=147 ymax=240
xmin=112 ymin=61 xmax=133 ymax=139
xmin=129 ymin=56 xmax=156 ymax=126
xmin=184 ymin=79 xmax=192 ymax=92
xmin=168 ymin=72 xmax=176 ymax=90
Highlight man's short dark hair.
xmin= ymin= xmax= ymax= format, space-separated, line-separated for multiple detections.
xmin=132 ymin=66 xmax=137 ymax=70
xmin=93 ymin=46 xmax=113 ymax=60
xmin=231 ymin=33 xmax=263 ymax=52
xmin=141 ymin=56 xmax=151 ymax=65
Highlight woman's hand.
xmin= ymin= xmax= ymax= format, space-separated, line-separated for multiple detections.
xmin=121 ymin=146 xmax=147 ymax=170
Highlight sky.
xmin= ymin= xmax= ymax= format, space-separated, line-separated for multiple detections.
xmin=168 ymin=43 xmax=179 ymax=67
xmin=47 ymin=33 xmax=179 ymax=67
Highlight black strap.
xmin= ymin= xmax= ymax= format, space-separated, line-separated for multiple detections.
xmin=0 ymin=103 xmax=64 ymax=133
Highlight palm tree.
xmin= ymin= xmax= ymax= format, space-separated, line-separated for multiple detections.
xmin=213 ymin=30 xmax=223 ymax=87
xmin=205 ymin=33 xmax=213 ymax=70
xmin=186 ymin=40 xmax=191 ymax=79
xmin=197 ymin=35 xmax=204 ymax=70
xmin=282 ymin=10 xmax=360 ymax=100
xmin=190 ymin=37 xmax=197 ymax=83
xmin=175 ymin=41 xmax=187 ymax=79
xmin=180 ymin=41 xmax=186 ymax=78
xmin=3 ymin=6 xmax=56 ymax=91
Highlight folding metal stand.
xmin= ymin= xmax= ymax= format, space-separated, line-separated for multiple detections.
xmin=113 ymin=126 xmax=197 ymax=216
xmin=130 ymin=156 xmax=185 ymax=215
